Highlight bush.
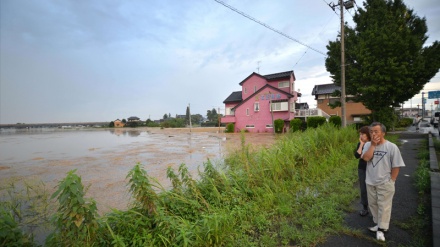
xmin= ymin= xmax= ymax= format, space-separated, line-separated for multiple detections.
xmin=307 ymin=116 xmax=327 ymax=128
xmin=398 ymin=117 xmax=414 ymax=127
xmin=225 ymin=123 xmax=235 ymax=133
xmin=290 ymin=119 xmax=302 ymax=132
xmin=329 ymin=116 xmax=341 ymax=127
xmin=274 ymin=119 xmax=284 ymax=133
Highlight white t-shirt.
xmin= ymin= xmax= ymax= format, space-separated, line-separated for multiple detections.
xmin=362 ymin=140 xmax=405 ymax=186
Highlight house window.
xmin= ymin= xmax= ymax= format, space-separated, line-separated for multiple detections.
xmin=254 ymin=86 xmax=257 ymax=92
xmin=254 ymin=102 xmax=260 ymax=112
xmin=266 ymin=124 xmax=273 ymax=128
xmin=278 ymin=81 xmax=289 ymax=88
xmin=246 ymin=108 xmax=249 ymax=116
xmin=271 ymin=102 xmax=288 ymax=111
xmin=244 ymin=88 xmax=247 ymax=94
xmin=225 ymin=107 xmax=234 ymax=115
xmin=318 ymin=95 xmax=326 ymax=99
xmin=318 ymin=99 xmax=324 ymax=104
xmin=246 ymin=125 xmax=255 ymax=128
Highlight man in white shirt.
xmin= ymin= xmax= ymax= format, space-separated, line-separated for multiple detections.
xmin=361 ymin=122 xmax=405 ymax=242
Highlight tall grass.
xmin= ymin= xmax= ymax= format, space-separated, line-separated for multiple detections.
xmin=3 ymin=124 xmax=361 ymax=246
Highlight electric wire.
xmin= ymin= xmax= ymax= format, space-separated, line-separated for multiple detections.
xmin=213 ymin=0 xmax=327 ymax=56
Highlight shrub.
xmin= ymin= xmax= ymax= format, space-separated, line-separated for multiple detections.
xmin=306 ymin=116 xmax=327 ymax=128
xmin=225 ymin=123 xmax=235 ymax=133
xmin=398 ymin=117 xmax=414 ymax=127
xmin=329 ymin=116 xmax=341 ymax=127
xmin=274 ymin=119 xmax=284 ymax=133
xmin=46 ymin=170 xmax=99 ymax=247
xmin=290 ymin=119 xmax=302 ymax=132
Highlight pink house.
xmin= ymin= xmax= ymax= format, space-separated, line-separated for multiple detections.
xmin=221 ymin=70 xmax=300 ymax=133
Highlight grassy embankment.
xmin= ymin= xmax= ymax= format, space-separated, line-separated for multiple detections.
xmin=3 ymin=124 xmax=377 ymax=246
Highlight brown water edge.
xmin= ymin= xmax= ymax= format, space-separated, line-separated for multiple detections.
xmin=1 ymin=127 xmax=278 ymax=215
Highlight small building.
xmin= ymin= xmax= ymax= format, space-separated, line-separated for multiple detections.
xmin=312 ymin=83 xmax=371 ymax=124
xmin=114 ymin=119 xmax=124 ymax=128
xmin=221 ymin=70 xmax=301 ymax=133
xmin=127 ymin=116 xmax=140 ymax=122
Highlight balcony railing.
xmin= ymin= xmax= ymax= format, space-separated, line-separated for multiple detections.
xmin=221 ymin=115 xmax=236 ymax=123
xmin=295 ymin=108 xmax=331 ymax=119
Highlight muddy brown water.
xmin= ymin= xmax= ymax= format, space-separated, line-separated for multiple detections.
xmin=0 ymin=127 xmax=276 ymax=213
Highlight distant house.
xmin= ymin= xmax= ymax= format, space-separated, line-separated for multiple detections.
xmin=312 ymin=83 xmax=371 ymax=123
xmin=127 ymin=116 xmax=141 ymax=122
xmin=221 ymin=70 xmax=301 ymax=133
xmin=295 ymin=102 xmax=309 ymax=110
xmin=114 ymin=119 xmax=124 ymax=128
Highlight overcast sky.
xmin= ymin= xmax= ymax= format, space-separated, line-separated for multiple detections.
xmin=1 ymin=0 xmax=439 ymax=124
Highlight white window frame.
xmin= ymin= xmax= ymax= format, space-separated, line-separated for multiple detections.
xmin=271 ymin=102 xmax=288 ymax=111
xmin=278 ymin=81 xmax=289 ymax=88
xmin=266 ymin=124 xmax=273 ymax=128
xmin=254 ymin=102 xmax=260 ymax=112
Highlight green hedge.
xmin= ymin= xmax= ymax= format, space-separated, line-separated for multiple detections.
xmin=274 ymin=119 xmax=284 ymax=133
xmin=225 ymin=123 xmax=235 ymax=133
xmin=290 ymin=119 xmax=302 ymax=132
xmin=307 ymin=116 xmax=327 ymax=128
xmin=329 ymin=116 xmax=341 ymax=127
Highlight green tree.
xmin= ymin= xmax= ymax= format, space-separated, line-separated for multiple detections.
xmin=163 ymin=114 xmax=168 ymax=120
xmin=191 ymin=114 xmax=203 ymax=125
xmin=122 ymin=119 xmax=126 ymax=124
xmin=109 ymin=121 xmax=115 ymax=127
xmin=325 ymin=0 xmax=440 ymax=122
xmin=207 ymin=108 xmax=218 ymax=123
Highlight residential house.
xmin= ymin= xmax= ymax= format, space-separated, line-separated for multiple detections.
xmin=127 ymin=116 xmax=141 ymax=122
xmin=114 ymin=119 xmax=124 ymax=128
xmin=221 ymin=70 xmax=300 ymax=133
xmin=312 ymin=83 xmax=371 ymax=123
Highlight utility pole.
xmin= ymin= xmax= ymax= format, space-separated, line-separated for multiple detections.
xmin=329 ymin=0 xmax=354 ymax=127
xmin=189 ymin=103 xmax=192 ymax=132
xmin=422 ymin=92 xmax=425 ymax=119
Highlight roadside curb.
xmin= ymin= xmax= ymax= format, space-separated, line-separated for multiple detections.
xmin=429 ymin=133 xmax=440 ymax=247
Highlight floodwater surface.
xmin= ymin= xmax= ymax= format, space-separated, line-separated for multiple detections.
xmin=0 ymin=127 xmax=276 ymax=213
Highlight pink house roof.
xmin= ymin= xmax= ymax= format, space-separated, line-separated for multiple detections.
xmin=239 ymin=70 xmax=295 ymax=85
xmin=231 ymin=84 xmax=294 ymax=110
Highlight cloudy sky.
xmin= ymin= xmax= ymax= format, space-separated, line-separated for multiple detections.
xmin=1 ymin=0 xmax=439 ymax=124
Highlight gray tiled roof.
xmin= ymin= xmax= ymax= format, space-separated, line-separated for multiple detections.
xmin=312 ymin=83 xmax=341 ymax=95
xmin=264 ymin=70 xmax=293 ymax=81
xmin=223 ymin=91 xmax=242 ymax=103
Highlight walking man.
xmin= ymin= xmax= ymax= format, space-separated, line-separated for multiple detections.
xmin=361 ymin=122 xmax=405 ymax=242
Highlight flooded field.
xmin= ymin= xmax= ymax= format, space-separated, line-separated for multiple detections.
xmin=0 ymin=127 xmax=276 ymax=213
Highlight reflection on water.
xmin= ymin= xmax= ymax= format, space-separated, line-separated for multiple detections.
xmin=109 ymin=128 xmax=141 ymax=137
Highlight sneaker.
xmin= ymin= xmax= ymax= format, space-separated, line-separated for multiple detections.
xmin=368 ymin=225 xmax=388 ymax=232
xmin=359 ymin=209 xmax=369 ymax=216
xmin=376 ymin=231 xmax=385 ymax=241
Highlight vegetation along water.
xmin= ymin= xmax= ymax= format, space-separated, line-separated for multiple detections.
xmin=0 ymin=124 xmax=408 ymax=246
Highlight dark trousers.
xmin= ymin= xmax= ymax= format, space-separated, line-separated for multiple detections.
xmin=358 ymin=168 xmax=368 ymax=209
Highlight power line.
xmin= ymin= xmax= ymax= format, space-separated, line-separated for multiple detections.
xmin=213 ymin=0 xmax=327 ymax=56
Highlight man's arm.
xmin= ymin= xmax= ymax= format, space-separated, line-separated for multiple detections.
xmin=361 ymin=142 xmax=375 ymax=161
xmin=391 ymin=167 xmax=400 ymax=181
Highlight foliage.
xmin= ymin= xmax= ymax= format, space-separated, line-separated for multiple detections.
xmin=225 ymin=123 xmax=235 ymax=133
xmin=0 ymin=179 xmax=54 ymax=247
xmin=328 ymin=115 xmax=342 ymax=127
xmin=191 ymin=114 xmax=203 ymax=125
xmin=160 ymin=118 xmax=186 ymax=128
xmin=274 ymin=119 xmax=284 ymax=133
xmin=108 ymin=121 xmax=114 ymax=128
xmin=290 ymin=118 xmax=302 ymax=132
xmin=124 ymin=121 xmax=140 ymax=128
xmin=325 ymin=0 xmax=440 ymax=123
xmin=121 ymin=119 xmax=126 ymax=123
xmin=146 ymin=118 xmax=160 ymax=127
xmin=306 ymin=116 xmax=327 ymax=128
xmin=0 ymin=207 xmax=36 ymax=247
xmin=46 ymin=170 xmax=99 ymax=247
xmin=127 ymin=164 xmax=158 ymax=216
xmin=398 ymin=117 xmax=414 ymax=128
